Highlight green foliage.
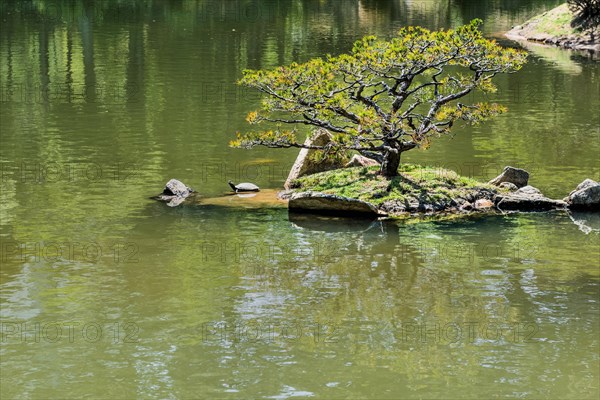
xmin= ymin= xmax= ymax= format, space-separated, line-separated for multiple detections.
xmin=292 ymin=165 xmax=496 ymax=205
xmin=231 ymin=20 xmax=527 ymax=175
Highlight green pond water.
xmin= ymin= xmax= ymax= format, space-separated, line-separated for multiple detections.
xmin=1 ymin=1 xmax=599 ymax=398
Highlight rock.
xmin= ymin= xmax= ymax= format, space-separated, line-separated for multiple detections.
xmin=344 ymin=154 xmax=379 ymax=168
xmin=154 ymin=179 xmax=195 ymax=207
xmin=288 ymin=191 xmax=384 ymax=217
xmin=516 ymin=185 xmax=542 ymax=196
xmin=277 ymin=190 xmax=295 ymax=200
xmin=565 ymin=179 xmax=600 ymax=210
xmin=459 ymin=202 xmax=473 ymax=211
xmin=499 ymin=182 xmax=518 ymax=191
xmin=376 ymin=188 xmax=492 ymax=215
xmin=574 ymin=179 xmax=597 ymax=193
xmin=164 ymin=179 xmax=193 ymax=197
xmin=489 ymin=166 xmax=529 ymax=188
xmin=474 ymin=199 xmax=494 ymax=209
xmin=284 ymin=129 xmax=346 ymax=190
xmin=494 ymin=185 xmax=567 ymax=211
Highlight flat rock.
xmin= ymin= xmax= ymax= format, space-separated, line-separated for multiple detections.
xmin=284 ymin=129 xmax=346 ymax=190
xmin=565 ymin=179 xmax=600 ymax=210
xmin=474 ymin=199 xmax=494 ymax=209
xmin=289 ymin=191 xmax=384 ymax=217
xmin=489 ymin=166 xmax=529 ymax=188
xmin=494 ymin=185 xmax=567 ymax=211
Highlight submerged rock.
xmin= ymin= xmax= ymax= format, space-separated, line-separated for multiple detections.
xmin=489 ymin=166 xmax=529 ymax=188
xmin=195 ymin=189 xmax=287 ymax=209
xmin=494 ymin=185 xmax=567 ymax=211
xmin=288 ymin=191 xmax=384 ymax=217
xmin=564 ymin=179 xmax=600 ymax=210
xmin=154 ymin=179 xmax=195 ymax=207
xmin=284 ymin=129 xmax=346 ymax=190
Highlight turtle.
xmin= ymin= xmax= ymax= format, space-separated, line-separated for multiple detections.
xmin=228 ymin=180 xmax=260 ymax=193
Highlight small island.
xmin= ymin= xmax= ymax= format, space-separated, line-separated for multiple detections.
xmin=156 ymin=20 xmax=600 ymax=218
xmin=279 ymin=157 xmax=599 ymax=218
xmin=506 ymin=2 xmax=599 ymax=52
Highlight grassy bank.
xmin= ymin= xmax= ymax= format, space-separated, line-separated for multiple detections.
xmin=507 ymin=4 xmax=598 ymax=51
xmin=519 ymin=4 xmax=577 ymax=37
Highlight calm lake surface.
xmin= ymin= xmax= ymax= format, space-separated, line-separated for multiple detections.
xmin=1 ymin=1 xmax=599 ymax=398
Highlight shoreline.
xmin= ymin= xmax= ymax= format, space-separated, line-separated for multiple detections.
xmin=280 ymin=166 xmax=599 ymax=218
xmin=505 ymin=4 xmax=599 ymax=52
xmin=505 ymin=30 xmax=600 ymax=52
xmin=155 ymin=167 xmax=599 ymax=219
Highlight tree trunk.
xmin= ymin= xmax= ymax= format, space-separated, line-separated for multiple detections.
xmin=380 ymin=146 xmax=401 ymax=177
xmin=380 ymin=141 xmax=416 ymax=177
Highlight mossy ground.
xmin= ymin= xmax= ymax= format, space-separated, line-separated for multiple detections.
xmin=526 ymin=4 xmax=576 ymax=37
xmin=292 ymin=164 xmax=498 ymax=206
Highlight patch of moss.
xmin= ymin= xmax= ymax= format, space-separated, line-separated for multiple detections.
xmin=292 ymin=165 xmax=497 ymax=206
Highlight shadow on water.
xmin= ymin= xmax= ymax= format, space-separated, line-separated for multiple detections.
xmin=288 ymin=212 xmax=384 ymax=233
